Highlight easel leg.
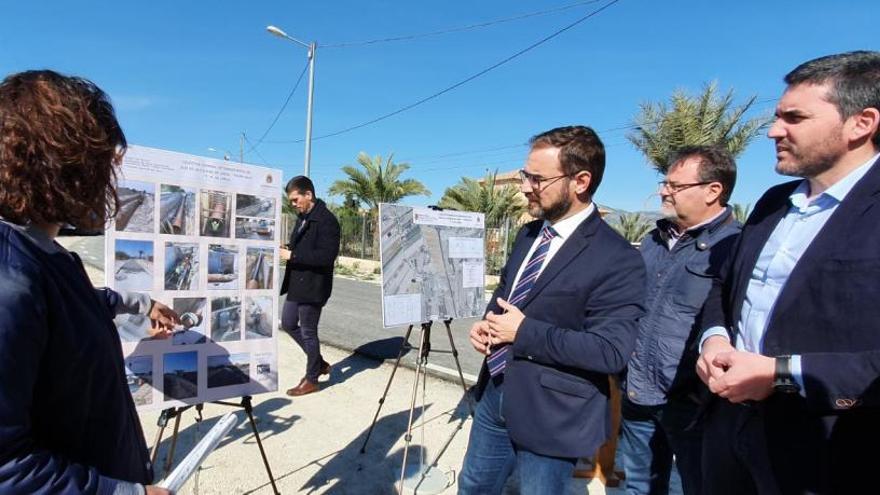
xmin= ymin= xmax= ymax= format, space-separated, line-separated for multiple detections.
xmin=399 ymin=322 xmax=430 ymax=493
xmin=151 ymin=400 xmax=278 ymax=492
xmin=360 ymin=324 xmax=415 ymax=453
xmin=164 ymin=407 xmax=186 ymax=473
xmin=361 ymin=318 xmax=471 ymax=491
xmin=150 ymin=408 xmax=174 ymax=469
xmin=443 ymin=318 xmax=474 ymax=415
xmin=413 ymin=318 xmax=471 ymax=488
xmin=241 ymin=396 xmax=281 ymax=495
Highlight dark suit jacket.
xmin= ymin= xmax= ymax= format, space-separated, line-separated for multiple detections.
xmin=475 ymin=208 xmax=646 ymax=458
xmin=701 ymin=156 xmax=880 ymax=492
xmin=280 ymin=199 xmax=341 ymax=305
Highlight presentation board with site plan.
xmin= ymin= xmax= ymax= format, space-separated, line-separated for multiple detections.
xmin=379 ymin=203 xmax=485 ymax=327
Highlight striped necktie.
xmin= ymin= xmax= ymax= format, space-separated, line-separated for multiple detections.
xmin=486 ymin=225 xmax=557 ymax=377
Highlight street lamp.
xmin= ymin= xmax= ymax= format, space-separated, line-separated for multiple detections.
xmin=266 ymin=24 xmax=316 ymax=178
xmin=207 ymin=132 xmax=245 ymax=162
xmin=207 ymin=147 xmax=233 ymax=161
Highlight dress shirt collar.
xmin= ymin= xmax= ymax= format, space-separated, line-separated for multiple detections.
xmin=542 ymin=203 xmax=595 ymax=240
xmin=789 ymin=153 xmax=880 ymax=211
xmin=666 ymin=207 xmax=729 ymax=237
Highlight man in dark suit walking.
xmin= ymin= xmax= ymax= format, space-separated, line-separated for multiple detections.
xmin=280 ymin=176 xmax=341 ymax=396
xmin=696 ymin=51 xmax=880 ymax=493
xmin=458 ymin=126 xmax=646 ymax=494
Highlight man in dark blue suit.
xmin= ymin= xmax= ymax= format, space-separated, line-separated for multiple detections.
xmin=458 ymin=126 xmax=646 ymax=494
xmin=696 ymin=51 xmax=880 ymax=493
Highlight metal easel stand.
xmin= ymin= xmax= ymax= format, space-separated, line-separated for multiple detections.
xmin=359 ymin=319 xmax=474 ymax=494
xmin=150 ymin=395 xmax=280 ymax=494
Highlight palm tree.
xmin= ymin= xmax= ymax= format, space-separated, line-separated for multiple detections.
xmin=328 ymin=152 xmax=430 ymax=211
xmin=440 ymin=170 xmax=527 ymax=273
xmin=439 ymin=170 xmax=526 ymax=228
xmin=612 ymin=212 xmax=654 ymax=244
xmin=732 ymin=203 xmax=752 ymax=223
xmin=628 ymin=81 xmax=771 ymax=174
xmin=329 ymin=152 xmax=429 ymax=259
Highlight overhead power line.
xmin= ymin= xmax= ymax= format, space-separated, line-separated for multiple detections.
xmin=321 ymin=0 xmax=604 ymax=48
xmin=269 ymin=0 xmax=623 ymax=144
xmin=244 ymin=59 xmax=310 ymax=156
xmin=400 ymin=143 xmax=527 ymax=162
xmin=397 ymin=97 xmax=778 ymax=165
xmin=407 ymin=148 xmax=527 ymax=167
xmin=242 ymin=134 xmax=274 ymax=168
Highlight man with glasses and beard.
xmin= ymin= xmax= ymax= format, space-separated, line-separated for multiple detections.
xmin=696 ymin=51 xmax=880 ymax=493
xmin=458 ymin=126 xmax=646 ymax=494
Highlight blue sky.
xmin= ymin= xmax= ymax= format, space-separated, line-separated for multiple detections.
xmin=164 ymin=351 xmax=198 ymax=374
xmin=1 ymin=1 xmax=876 ymax=212
xmin=116 ymin=239 xmax=153 ymax=258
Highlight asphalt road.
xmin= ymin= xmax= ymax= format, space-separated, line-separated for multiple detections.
xmin=291 ymin=277 xmax=486 ymax=383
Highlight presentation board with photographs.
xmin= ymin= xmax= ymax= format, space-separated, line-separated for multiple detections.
xmin=108 ymin=145 xmax=281 ymax=411
xmin=379 ymin=204 xmax=486 ymax=328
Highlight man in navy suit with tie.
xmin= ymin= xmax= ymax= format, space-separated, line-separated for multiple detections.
xmin=696 ymin=51 xmax=880 ymax=493
xmin=458 ymin=126 xmax=646 ymax=494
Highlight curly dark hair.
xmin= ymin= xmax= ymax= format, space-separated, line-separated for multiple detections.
xmin=0 ymin=70 xmax=126 ymax=230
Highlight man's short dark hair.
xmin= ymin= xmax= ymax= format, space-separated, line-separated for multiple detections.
xmin=285 ymin=175 xmax=315 ymax=195
xmin=785 ymin=50 xmax=880 ymax=146
xmin=668 ymin=145 xmax=737 ymax=206
xmin=529 ymin=125 xmax=605 ymax=197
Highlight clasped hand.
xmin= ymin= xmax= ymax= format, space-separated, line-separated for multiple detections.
xmin=468 ymin=298 xmax=525 ymax=355
xmin=696 ymin=336 xmax=775 ymax=403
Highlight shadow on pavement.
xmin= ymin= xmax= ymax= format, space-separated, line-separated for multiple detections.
xmin=320 ymin=337 xmax=410 ymax=392
xmin=150 ymin=396 xmax=297 ymax=479
xmin=303 ymin=407 xmax=429 ymax=494
xmin=354 ymin=336 xmax=410 ymax=361
xmin=242 ymin=408 xmax=431 ymax=494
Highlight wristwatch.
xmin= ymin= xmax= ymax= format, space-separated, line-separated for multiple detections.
xmin=773 ymin=355 xmax=801 ymax=394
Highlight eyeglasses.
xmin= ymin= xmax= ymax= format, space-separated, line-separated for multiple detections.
xmin=657 ymin=180 xmax=712 ymax=194
xmin=519 ymin=170 xmax=570 ymax=191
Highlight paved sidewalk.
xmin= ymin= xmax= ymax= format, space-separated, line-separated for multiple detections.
xmin=142 ymin=334 xmax=620 ymax=494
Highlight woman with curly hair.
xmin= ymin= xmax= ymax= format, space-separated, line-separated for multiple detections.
xmin=0 ymin=70 xmax=175 ymax=495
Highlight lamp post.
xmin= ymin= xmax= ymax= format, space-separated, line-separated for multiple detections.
xmin=266 ymin=24 xmax=316 ymax=178
xmin=208 ymin=132 xmax=245 ymax=162
xmin=207 ymin=147 xmax=232 ymax=161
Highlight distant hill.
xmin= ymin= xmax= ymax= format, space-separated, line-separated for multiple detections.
xmin=599 ymin=206 xmax=663 ymax=227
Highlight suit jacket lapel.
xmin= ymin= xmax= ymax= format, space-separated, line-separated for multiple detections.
xmin=765 ymin=158 xmax=880 ymax=333
xmin=729 ymin=186 xmax=793 ymax=326
xmin=519 ymin=209 xmax=600 ymax=308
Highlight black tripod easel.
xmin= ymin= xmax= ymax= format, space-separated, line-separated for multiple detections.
xmin=150 ymin=395 xmax=280 ymax=495
xmin=360 ymin=318 xmax=475 ymax=493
